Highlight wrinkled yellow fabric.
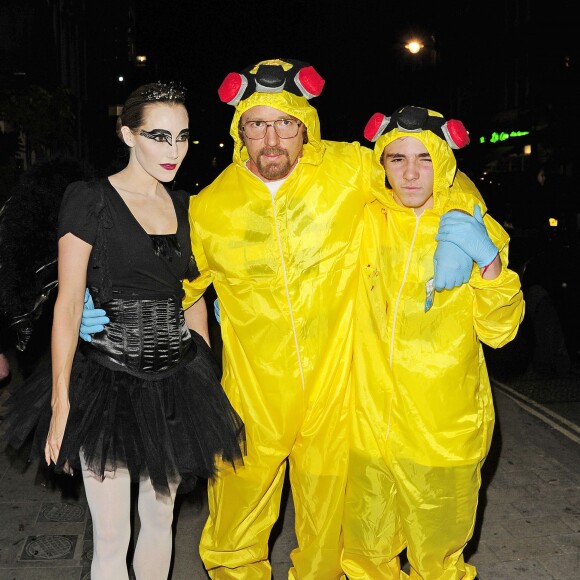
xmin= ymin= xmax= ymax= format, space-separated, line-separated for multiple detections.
xmin=342 ymin=119 xmax=525 ymax=579
xmin=183 ymin=90 xmax=375 ymax=579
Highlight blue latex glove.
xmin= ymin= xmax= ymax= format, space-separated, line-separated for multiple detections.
xmin=433 ymin=240 xmax=473 ymax=291
xmin=214 ymin=298 xmax=221 ymax=325
xmin=435 ymin=205 xmax=498 ymax=268
xmin=79 ymin=288 xmax=109 ymax=342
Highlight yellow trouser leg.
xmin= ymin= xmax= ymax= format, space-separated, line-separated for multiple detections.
xmin=342 ymin=449 xmax=405 ymax=579
xmin=394 ymin=458 xmax=481 ymax=580
xmin=287 ymin=398 xmax=350 ymax=579
xmin=201 ymin=460 xmax=287 ymax=579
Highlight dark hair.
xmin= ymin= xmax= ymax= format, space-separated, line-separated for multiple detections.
xmin=116 ymin=81 xmax=187 ymax=141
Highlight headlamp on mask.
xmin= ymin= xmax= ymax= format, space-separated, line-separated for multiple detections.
xmin=218 ymin=58 xmax=325 ymax=106
xmin=364 ymin=105 xmax=470 ymax=150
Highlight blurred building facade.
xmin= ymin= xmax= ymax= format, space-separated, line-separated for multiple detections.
xmin=0 ymin=0 xmax=148 ymax=201
xmin=0 ymin=0 xmax=87 ymax=200
xmin=430 ymin=0 xmax=576 ymax=180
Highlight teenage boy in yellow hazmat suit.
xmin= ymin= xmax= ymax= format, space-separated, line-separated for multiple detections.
xmin=184 ymin=58 xmax=377 ymax=579
xmin=341 ymin=105 xmax=525 ymax=579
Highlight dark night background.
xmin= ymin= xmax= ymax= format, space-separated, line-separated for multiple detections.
xmin=126 ymin=0 xmax=580 ymax=188
xmin=2 ymin=0 xmax=579 ymax=194
xmin=1 ymin=1 xmax=580 ymax=373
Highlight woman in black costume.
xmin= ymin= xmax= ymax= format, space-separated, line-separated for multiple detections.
xmin=4 ymin=82 xmax=245 ymax=579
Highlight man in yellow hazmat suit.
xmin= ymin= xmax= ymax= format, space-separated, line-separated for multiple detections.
xmin=184 ymin=58 xmax=376 ymax=579
xmin=341 ymin=105 xmax=525 ymax=579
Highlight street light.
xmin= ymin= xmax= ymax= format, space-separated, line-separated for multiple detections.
xmin=405 ymin=39 xmax=424 ymax=54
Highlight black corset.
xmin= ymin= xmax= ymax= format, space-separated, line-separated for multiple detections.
xmin=81 ymin=297 xmax=195 ymax=379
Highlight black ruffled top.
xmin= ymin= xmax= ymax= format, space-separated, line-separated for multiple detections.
xmin=58 ymin=178 xmax=199 ymax=306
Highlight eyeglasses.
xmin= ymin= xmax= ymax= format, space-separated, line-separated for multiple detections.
xmin=242 ymin=119 xmax=302 ymax=140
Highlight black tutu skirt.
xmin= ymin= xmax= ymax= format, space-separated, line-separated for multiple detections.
xmin=2 ymin=331 xmax=245 ymax=496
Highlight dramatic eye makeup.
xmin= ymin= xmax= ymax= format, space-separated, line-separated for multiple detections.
xmin=176 ymin=129 xmax=190 ymax=142
xmin=139 ymin=128 xmax=189 ymax=146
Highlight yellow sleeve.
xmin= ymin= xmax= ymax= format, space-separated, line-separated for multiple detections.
xmin=182 ymin=195 xmax=212 ymax=310
xmin=471 ymin=212 xmax=525 ymax=348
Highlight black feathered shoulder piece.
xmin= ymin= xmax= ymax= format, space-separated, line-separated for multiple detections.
xmin=0 ymin=159 xmax=87 ymax=351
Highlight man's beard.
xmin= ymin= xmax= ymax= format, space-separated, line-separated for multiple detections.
xmin=255 ymin=147 xmax=292 ymax=181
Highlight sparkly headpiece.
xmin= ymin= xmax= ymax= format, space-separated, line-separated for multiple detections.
xmin=218 ymin=58 xmax=325 ymax=106
xmin=140 ymin=81 xmax=187 ymax=103
xmin=364 ymin=105 xmax=470 ymax=150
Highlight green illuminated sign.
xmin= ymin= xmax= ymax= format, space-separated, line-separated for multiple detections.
xmin=479 ymin=130 xmax=530 ymax=144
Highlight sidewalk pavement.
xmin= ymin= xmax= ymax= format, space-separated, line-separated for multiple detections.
xmin=0 ymin=350 xmax=579 ymax=579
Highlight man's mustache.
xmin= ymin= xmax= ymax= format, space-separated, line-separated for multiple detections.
xmin=259 ymin=147 xmax=287 ymax=157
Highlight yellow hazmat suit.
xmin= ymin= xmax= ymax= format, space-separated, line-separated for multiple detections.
xmin=183 ymin=83 xmax=375 ymax=577
xmin=342 ymin=110 xmax=525 ymax=579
